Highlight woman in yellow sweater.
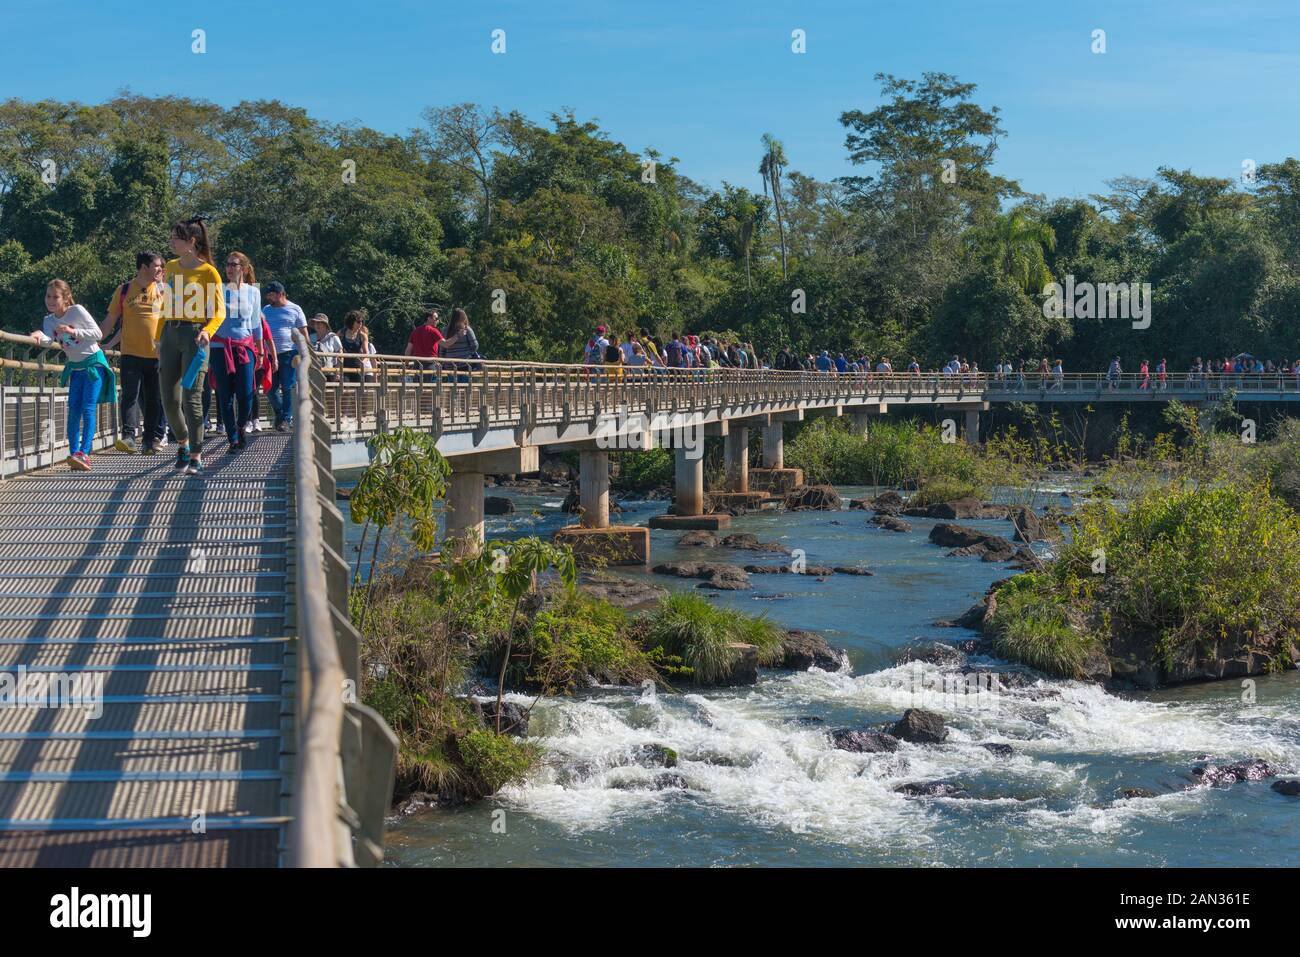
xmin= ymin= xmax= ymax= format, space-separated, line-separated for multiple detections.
xmin=159 ymin=217 xmax=225 ymax=476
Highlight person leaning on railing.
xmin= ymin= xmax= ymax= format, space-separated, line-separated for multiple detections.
xmin=159 ymin=217 xmax=225 ymax=477
xmin=31 ymin=279 xmax=117 ymax=471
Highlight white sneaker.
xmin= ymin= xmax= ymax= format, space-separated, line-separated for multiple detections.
xmin=158 ymin=434 xmax=169 ymax=448
xmin=246 ymin=420 xmax=260 ymax=434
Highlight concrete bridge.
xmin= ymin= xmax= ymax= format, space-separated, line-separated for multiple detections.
xmin=312 ymin=357 xmax=1300 ymax=566
xmin=1 ymin=332 xmax=1296 ymax=866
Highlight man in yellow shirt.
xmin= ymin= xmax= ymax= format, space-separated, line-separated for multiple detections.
xmin=104 ymin=251 xmax=166 ymax=453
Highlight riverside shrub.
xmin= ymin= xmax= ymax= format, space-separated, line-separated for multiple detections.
xmin=786 ymin=418 xmax=985 ymax=488
xmin=992 ymin=480 xmax=1300 ymax=676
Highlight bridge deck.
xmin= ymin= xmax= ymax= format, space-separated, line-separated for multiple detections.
xmin=0 ymin=433 xmax=296 ymax=867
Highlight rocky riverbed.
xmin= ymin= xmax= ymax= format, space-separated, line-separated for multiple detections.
xmin=364 ymin=479 xmax=1300 ymax=868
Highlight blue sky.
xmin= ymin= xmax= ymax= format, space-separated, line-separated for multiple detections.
xmin=3 ymin=0 xmax=1298 ymax=199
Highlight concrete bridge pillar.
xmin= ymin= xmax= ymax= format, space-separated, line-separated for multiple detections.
xmin=761 ymin=422 xmax=784 ymax=469
xmin=848 ymin=410 xmax=872 ymax=440
xmin=645 ymin=444 xmax=730 ymax=530
xmin=675 ymin=445 xmax=705 ymax=515
xmin=578 ymin=449 xmax=610 ymax=529
xmin=724 ymin=426 xmax=749 ymax=492
xmin=445 ymin=470 xmax=485 ymax=558
xmin=555 ymin=446 xmax=648 ymax=565
xmin=965 ymin=409 xmax=980 ymax=446
xmin=445 ymin=447 xmax=539 ymax=559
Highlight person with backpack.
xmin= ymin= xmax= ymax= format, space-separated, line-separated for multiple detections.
xmin=103 ymin=251 xmax=166 ymax=454
xmin=584 ymin=325 xmax=609 ymax=365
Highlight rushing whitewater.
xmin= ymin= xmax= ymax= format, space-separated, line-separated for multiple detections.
xmin=374 ymin=486 xmax=1300 ymax=867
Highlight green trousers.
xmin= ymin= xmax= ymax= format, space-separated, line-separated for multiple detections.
xmin=158 ymin=321 xmax=208 ymax=453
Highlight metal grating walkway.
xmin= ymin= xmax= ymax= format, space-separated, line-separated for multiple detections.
xmin=0 ymin=432 xmax=296 ymax=867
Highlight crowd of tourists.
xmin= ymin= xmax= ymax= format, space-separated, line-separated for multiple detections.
xmin=578 ymin=328 xmax=1300 ymax=393
xmin=32 ymin=244 xmax=1300 ymax=474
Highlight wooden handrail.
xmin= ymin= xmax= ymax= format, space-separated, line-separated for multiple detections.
xmin=287 ymin=330 xmax=353 ymax=868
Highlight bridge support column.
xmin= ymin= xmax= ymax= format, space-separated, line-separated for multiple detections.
xmin=724 ymin=426 xmax=749 ymax=492
xmin=750 ymin=413 xmax=804 ymax=494
xmin=578 ymin=449 xmax=609 ymax=529
xmin=848 ymin=410 xmax=872 ymax=440
xmin=444 ymin=447 xmax=539 ymax=559
xmin=675 ymin=445 xmax=705 ymax=514
xmin=553 ymin=447 xmax=649 ymax=565
xmin=964 ymin=409 xmax=979 ymax=446
xmin=647 ymin=445 xmax=730 ymax=530
xmin=761 ymin=422 xmax=784 ymax=469
xmin=445 ymin=470 xmax=485 ymax=558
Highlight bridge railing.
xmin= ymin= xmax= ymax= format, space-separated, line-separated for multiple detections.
xmin=983 ymin=371 xmax=1300 ymax=395
xmin=0 ymin=331 xmax=119 ymax=475
xmin=288 ymin=331 xmax=397 ymax=868
xmin=311 ymin=352 xmax=994 ymax=438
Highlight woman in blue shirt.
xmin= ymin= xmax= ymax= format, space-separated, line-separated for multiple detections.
xmin=213 ymin=251 xmax=264 ymax=452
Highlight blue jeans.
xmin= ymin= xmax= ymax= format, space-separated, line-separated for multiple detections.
xmin=270 ymin=350 xmax=298 ymax=425
xmin=67 ymin=368 xmax=103 ymax=456
xmin=212 ymin=349 xmax=256 ymax=442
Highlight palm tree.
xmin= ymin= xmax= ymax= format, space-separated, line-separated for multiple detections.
xmin=736 ymin=201 xmax=757 ymax=291
xmin=972 ymin=208 xmax=1056 ymax=293
xmin=759 ymin=133 xmax=789 ymax=280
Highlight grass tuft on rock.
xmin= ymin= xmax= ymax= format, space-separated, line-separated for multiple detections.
xmin=642 ymin=591 xmax=784 ymax=684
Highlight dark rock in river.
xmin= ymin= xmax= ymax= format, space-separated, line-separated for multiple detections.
xmin=470 ymin=699 xmax=530 ymax=736
xmin=830 ymin=729 xmax=900 ymax=753
xmin=1191 ymin=759 xmax=1277 ymax=787
xmin=677 ymin=530 xmax=718 ymax=547
xmin=1080 ymin=646 xmax=1113 ymax=682
xmin=871 ymin=514 xmax=912 ymax=532
xmin=895 ymin=780 xmax=969 ymax=798
xmin=981 ymin=743 xmax=1015 ymax=758
xmin=890 ymin=708 xmax=949 ymax=744
xmin=715 ymin=643 xmax=760 ymax=686
xmin=1271 ymin=780 xmax=1300 ymax=796
xmin=930 ymin=523 xmax=1016 ymax=561
xmin=896 ymin=641 xmax=968 ymax=668
xmin=903 ymin=496 xmax=1002 ymax=520
xmin=834 ymin=565 xmax=874 ymax=575
xmin=540 ymin=455 xmax=576 ymax=484
xmin=560 ymin=488 xmax=581 ymax=513
xmin=484 ymin=495 xmax=515 ymax=515
xmin=578 ymin=573 xmax=666 ymax=609
xmin=631 ymin=744 xmax=678 ymax=768
xmin=780 ymin=629 xmax=847 ymax=671
xmin=1117 ymin=787 xmax=1156 ymax=800
xmin=335 ymin=486 xmax=352 ymax=500
xmin=652 ymin=561 xmax=751 ymax=590
xmin=1006 ymin=504 xmax=1059 ymax=543
xmin=720 ymin=532 xmax=791 ymax=554
xmin=784 ymin=484 xmax=843 ymax=511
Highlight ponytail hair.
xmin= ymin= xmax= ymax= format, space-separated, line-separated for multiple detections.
xmin=171 ymin=217 xmax=214 ymax=265
xmin=226 ymin=250 xmax=256 ymax=284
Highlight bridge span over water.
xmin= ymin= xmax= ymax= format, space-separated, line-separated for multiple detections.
xmin=0 ymin=333 xmax=1296 ymax=866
